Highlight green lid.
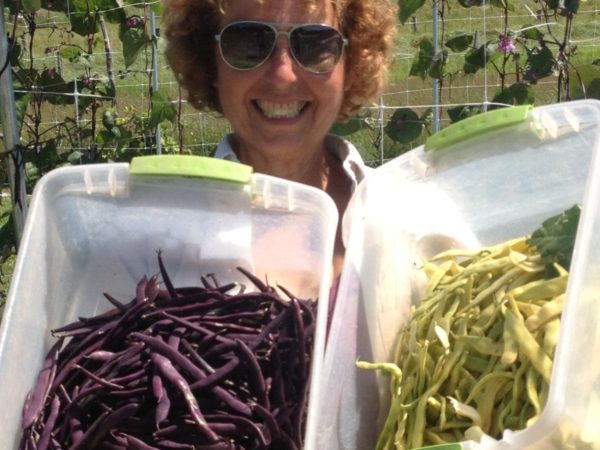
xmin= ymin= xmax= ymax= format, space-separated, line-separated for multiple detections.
xmin=129 ymin=155 xmax=253 ymax=184
xmin=425 ymin=105 xmax=532 ymax=152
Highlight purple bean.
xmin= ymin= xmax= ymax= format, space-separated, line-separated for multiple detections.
xmin=234 ymin=339 xmax=268 ymax=408
xmin=155 ymin=385 xmax=171 ymax=426
xmin=204 ymin=413 xmax=270 ymax=447
xmin=131 ymin=333 xmax=207 ymax=381
xmin=236 ymin=267 xmax=270 ymax=293
xmin=150 ymin=352 xmax=220 ymax=443
xmin=73 ymin=364 xmax=125 ymax=390
xmin=84 ymin=350 xmax=116 ymax=362
xmin=22 ymin=337 xmax=63 ymax=429
xmin=189 ymin=308 xmax=291 ymax=391
xmin=21 ymin=255 xmax=318 ymax=449
xmin=152 ymin=366 xmax=163 ymax=402
xmin=159 ymin=312 xmax=236 ymax=346
xmin=157 ymin=250 xmax=177 ymax=297
xmin=180 ymin=339 xmax=215 ymax=374
xmin=69 ymin=401 xmax=139 ymax=450
xmin=155 ymin=439 xmax=196 ymax=449
xmin=251 ymin=402 xmax=281 ymax=444
xmin=123 ymin=434 xmax=161 ymax=450
xmin=109 ymin=367 xmax=147 ymax=386
xmin=37 ymin=395 xmax=60 ymax=450
xmin=103 ymin=292 xmax=128 ymax=311
xmin=67 ymin=411 xmax=84 ymax=446
xmin=193 ymin=443 xmax=236 ymax=450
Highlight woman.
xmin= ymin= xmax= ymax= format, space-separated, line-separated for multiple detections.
xmin=163 ymin=0 xmax=396 ymax=282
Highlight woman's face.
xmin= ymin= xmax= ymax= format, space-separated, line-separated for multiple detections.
xmin=215 ymin=0 xmax=346 ymax=165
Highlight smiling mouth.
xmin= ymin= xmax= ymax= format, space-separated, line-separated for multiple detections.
xmin=254 ymin=100 xmax=308 ymax=119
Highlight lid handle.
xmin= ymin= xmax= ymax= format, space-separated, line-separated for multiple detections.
xmin=425 ymin=105 xmax=533 ymax=152
xmin=129 ymin=155 xmax=253 ymax=184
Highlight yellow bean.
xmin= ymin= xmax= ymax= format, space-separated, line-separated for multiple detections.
xmin=503 ymin=308 xmax=553 ymax=383
xmin=509 ymin=275 xmax=568 ymax=301
xmin=525 ymin=294 xmax=565 ymax=332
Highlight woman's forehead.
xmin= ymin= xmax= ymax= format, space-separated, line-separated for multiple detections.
xmin=219 ymin=0 xmax=341 ymax=15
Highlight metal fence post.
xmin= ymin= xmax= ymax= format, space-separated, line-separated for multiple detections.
xmin=432 ymin=0 xmax=441 ymax=134
xmin=0 ymin=2 xmax=28 ymax=244
xmin=150 ymin=11 xmax=161 ymax=155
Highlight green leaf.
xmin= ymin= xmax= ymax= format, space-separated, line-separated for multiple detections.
xmin=9 ymin=41 xmax=22 ymax=67
xmin=428 ymin=51 xmax=447 ymax=79
xmin=559 ymin=0 xmax=579 ymax=14
xmin=22 ymin=0 xmax=41 ymax=13
xmin=25 ymin=162 xmax=41 ymax=187
xmin=330 ymin=118 xmax=363 ymax=136
xmin=14 ymin=93 xmax=30 ymax=133
xmin=4 ymin=1 xmax=18 ymax=15
xmin=398 ymin=0 xmax=426 ymax=25
xmin=492 ymin=82 xmax=535 ymax=105
xmin=463 ymin=44 xmax=490 ymax=74
xmin=59 ymin=45 xmax=83 ymax=61
xmin=569 ymin=64 xmax=600 ymax=100
xmin=39 ymin=69 xmax=72 ymax=105
xmin=102 ymin=109 xmax=117 ymax=130
xmin=458 ymin=0 xmax=483 ymax=7
xmin=120 ymin=25 xmax=148 ymax=68
xmin=96 ymin=80 xmax=116 ymax=99
xmin=523 ymin=45 xmax=554 ymax=83
xmin=409 ymin=37 xmax=435 ymax=80
xmin=67 ymin=150 xmax=84 ymax=164
xmin=385 ymin=108 xmax=423 ymax=144
xmin=149 ymin=91 xmax=176 ymax=129
xmin=489 ymin=0 xmax=515 ymax=11
xmin=447 ymin=104 xmax=484 ymax=123
xmin=528 ymin=204 xmax=581 ymax=272
xmin=520 ymin=27 xmax=544 ymax=41
xmin=69 ymin=0 xmax=99 ymax=35
xmin=543 ymin=0 xmax=559 ymax=9
xmin=95 ymin=0 xmax=126 ymax=23
xmin=445 ymin=34 xmax=474 ymax=52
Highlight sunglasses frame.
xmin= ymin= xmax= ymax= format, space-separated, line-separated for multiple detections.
xmin=214 ymin=21 xmax=348 ymax=74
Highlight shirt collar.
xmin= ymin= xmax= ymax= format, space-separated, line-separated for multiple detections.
xmin=213 ymin=133 xmax=371 ymax=186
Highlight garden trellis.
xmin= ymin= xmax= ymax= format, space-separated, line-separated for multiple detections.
xmin=1 ymin=0 xmax=599 ymax=242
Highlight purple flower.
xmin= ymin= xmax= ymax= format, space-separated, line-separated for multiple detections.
xmin=47 ymin=68 xmax=57 ymax=79
xmin=498 ymin=35 xmax=516 ymax=53
xmin=126 ymin=16 xmax=145 ymax=28
xmin=82 ymin=76 xmax=94 ymax=89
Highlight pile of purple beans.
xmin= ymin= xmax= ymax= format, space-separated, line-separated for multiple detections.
xmin=20 ymin=253 xmax=318 ymax=449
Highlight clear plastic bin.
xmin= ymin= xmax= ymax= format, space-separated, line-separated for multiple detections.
xmin=306 ymin=100 xmax=600 ymax=450
xmin=0 ymin=155 xmax=338 ymax=450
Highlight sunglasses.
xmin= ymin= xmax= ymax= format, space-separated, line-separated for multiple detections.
xmin=215 ymin=21 xmax=348 ymax=74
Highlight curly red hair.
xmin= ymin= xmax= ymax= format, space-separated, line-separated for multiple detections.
xmin=162 ymin=0 xmax=397 ymax=120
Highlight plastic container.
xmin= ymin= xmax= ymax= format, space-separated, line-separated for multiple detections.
xmin=307 ymin=99 xmax=600 ymax=450
xmin=0 ymin=155 xmax=338 ymax=450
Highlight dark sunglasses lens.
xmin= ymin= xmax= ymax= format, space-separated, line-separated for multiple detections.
xmin=290 ymin=25 xmax=344 ymax=73
xmin=220 ymin=23 xmax=276 ymax=69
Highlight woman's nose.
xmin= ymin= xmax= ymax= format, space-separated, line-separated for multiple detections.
xmin=265 ymin=37 xmax=299 ymax=83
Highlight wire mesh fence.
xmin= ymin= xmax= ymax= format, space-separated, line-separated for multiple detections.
xmin=2 ymin=0 xmax=600 ymax=175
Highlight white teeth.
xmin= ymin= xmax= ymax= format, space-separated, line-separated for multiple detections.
xmin=256 ymin=101 xmax=305 ymax=119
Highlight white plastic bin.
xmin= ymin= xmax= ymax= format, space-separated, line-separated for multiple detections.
xmin=0 ymin=155 xmax=338 ymax=450
xmin=307 ymin=99 xmax=600 ymax=450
